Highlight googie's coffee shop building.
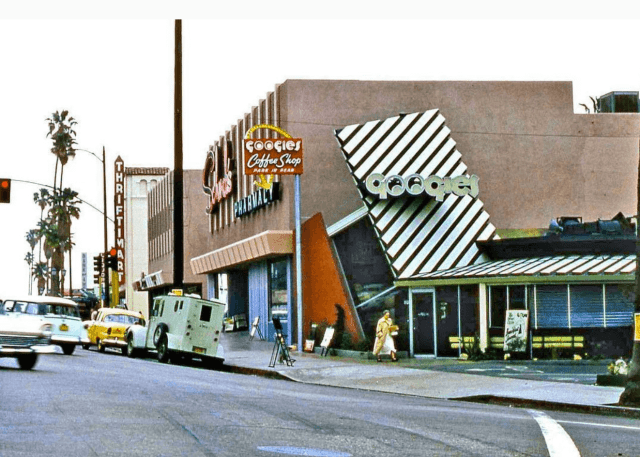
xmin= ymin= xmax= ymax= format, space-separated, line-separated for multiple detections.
xmin=180 ymin=80 xmax=640 ymax=359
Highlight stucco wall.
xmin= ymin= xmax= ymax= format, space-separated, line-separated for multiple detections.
xmin=276 ymin=80 xmax=639 ymax=232
xmin=192 ymin=80 xmax=640 ymax=269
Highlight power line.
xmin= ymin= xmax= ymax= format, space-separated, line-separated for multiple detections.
xmin=10 ymin=178 xmax=115 ymax=224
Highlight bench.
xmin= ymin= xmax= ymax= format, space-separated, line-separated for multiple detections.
xmin=449 ymin=335 xmax=584 ymax=351
xmin=532 ymin=335 xmax=584 ymax=349
xmin=449 ymin=336 xmax=504 ymax=350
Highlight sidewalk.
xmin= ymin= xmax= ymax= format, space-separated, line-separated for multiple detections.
xmin=220 ymin=331 xmax=640 ymax=418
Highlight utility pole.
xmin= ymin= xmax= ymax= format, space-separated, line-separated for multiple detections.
xmin=173 ymin=19 xmax=184 ymax=291
xmin=103 ymin=146 xmax=110 ymax=306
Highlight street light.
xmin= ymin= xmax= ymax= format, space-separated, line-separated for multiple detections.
xmin=60 ymin=269 xmax=66 ymax=296
xmin=76 ymin=147 xmax=110 ymax=307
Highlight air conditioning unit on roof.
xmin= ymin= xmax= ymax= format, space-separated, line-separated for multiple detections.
xmin=598 ymin=91 xmax=640 ymax=113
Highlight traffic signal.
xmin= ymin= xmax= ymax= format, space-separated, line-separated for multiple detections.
xmin=106 ymin=248 xmax=118 ymax=271
xmin=0 ymin=179 xmax=11 ymax=203
xmin=93 ymin=255 xmax=103 ymax=283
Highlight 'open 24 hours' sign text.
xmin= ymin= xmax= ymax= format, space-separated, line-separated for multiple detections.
xmin=243 ymin=138 xmax=303 ymax=175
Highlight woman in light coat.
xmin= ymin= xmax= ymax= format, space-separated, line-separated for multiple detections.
xmin=372 ymin=310 xmax=398 ymax=362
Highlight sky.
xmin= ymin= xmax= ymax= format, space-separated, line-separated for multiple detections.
xmin=2 ymin=1 xmax=640 ymax=297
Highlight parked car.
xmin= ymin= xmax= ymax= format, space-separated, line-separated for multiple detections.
xmin=3 ymin=296 xmax=90 ymax=355
xmin=84 ymin=307 xmax=145 ymax=354
xmin=127 ymin=292 xmax=225 ymax=365
xmin=0 ymin=301 xmax=55 ymax=369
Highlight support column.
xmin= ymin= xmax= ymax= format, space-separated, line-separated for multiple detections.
xmin=478 ymin=283 xmax=489 ymax=352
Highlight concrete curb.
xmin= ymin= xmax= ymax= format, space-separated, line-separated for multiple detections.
xmin=455 ymin=395 xmax=640 ymax=419
xmin=221 ymin=362 xmax=640 ymax=419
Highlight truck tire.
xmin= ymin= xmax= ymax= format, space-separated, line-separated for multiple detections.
xmin=153 ymin=323 xmax=169 ymax=347
xmin=126 ymin=334 xmax=137 ymax=358
xmin=157 ymin=335 xmax=170 ymax=363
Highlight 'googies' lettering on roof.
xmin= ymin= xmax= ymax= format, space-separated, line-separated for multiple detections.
xmin=365 ymin=173 xmax=479 ymax=201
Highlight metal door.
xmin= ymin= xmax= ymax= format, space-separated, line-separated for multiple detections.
xmin=411 ymin=289 xmax=436 ymax=356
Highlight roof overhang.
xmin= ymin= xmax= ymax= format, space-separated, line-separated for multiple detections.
xmin=190 ymin=230 xmax=293 ymax=275
xmin=395 ymin=254 xmax=636 ymax=287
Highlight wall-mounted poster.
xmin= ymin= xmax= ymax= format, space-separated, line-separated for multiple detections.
xmin=504 ymin=310 xmax=529 ymax=352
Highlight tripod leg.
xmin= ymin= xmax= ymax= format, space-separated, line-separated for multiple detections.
xmin=269 ymin=339 xmax=280 ymax=367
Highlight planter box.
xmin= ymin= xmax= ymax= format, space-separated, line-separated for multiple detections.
xmin=596 ymin=374 xmax=627 ymax=387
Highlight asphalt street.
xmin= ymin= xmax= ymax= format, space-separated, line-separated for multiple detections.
xmin=1 ymin=348 xmax=640 ymax=456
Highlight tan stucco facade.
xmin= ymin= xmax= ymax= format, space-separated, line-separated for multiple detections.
xmin=191 ymin=80 xmax=639 ymax=274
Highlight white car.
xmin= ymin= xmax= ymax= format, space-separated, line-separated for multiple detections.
xmin=3 ymin=296 xmax=90 ymax=355
xmin=0 ymin=302 xmax=55 ymax=369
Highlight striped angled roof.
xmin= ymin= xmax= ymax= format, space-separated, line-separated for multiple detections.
xmin=413 ymin=254 xmax=636 ymax=280
xmin=334 ymin=110 xmax=498 ymax=279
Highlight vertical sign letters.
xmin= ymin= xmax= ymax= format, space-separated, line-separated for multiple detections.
xmin=114 ymin=156 xmax=126 ymax=285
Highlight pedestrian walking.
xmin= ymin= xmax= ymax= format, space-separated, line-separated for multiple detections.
xmin=372 ymin=309 xmax=398 ymax=362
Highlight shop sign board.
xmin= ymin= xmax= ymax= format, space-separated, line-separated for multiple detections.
xmin=635 ymin=313 xmax=640 ymax=342
xmin=114 ymin=156 xmax=126 ymax=285
xmin=365 ymin=173 xmax=479 ymax=201
xmin=234 ymin=182 xmax=280 ymax=218
xmin=202 ymin=141 xmax=235 ymax=214
xmin=503 ymin=310 xmax=529 ymax=352
xmin=243 ymin=138 xmax=303 ymax=175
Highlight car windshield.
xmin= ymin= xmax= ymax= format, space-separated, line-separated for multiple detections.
xmin=103 ymin=314 xmax=144 ymax=325
xmin=5 ymin=300 xmax=80 ymax=318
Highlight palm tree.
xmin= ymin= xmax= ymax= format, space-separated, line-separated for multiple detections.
xmin=46 ymin=110 xmax=77 ymax=192
xmin=49 ymin=188 xmax=81 ymax=295
xmin=25 ymin=230 xmax=38 ymax=294
xmin=33 ymin=189 xmax=50 ymax=262
xmin=32 ymin=262 xmax=48 ymax=295
xmin=24 ymin=252 xmax=33 ymax=294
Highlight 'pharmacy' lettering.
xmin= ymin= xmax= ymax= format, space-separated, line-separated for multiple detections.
xmin=365 ymin=173 xmax=479 ymax=201
xmin=234 ymin=182 xmax=280 ymax=218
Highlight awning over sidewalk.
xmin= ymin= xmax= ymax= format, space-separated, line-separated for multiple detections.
xmin=190 ymin=230 xmax=293 ymax=275
xmin=396 ymin=254 xmax=636 ymax=286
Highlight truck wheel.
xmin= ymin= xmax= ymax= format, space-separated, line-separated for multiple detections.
xmin=157 ymin=335 xmax=170 ymax=363
xmin=17 ymin=354 xmax=38 ymax=370
xmin=61 ymin=344 xmax=75 ymax=356
xmin=153 ymin=324 xmax=169 ymax=347
xmin=126 ymin=334 xmax=137 ymax=358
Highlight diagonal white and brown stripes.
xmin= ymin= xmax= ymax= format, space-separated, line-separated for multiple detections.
xmin=334 ymin=110 xmax=498 ymax=279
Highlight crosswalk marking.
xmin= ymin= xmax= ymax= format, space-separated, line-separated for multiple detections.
xmin=528 ymin=410 xmax=580 ymax=457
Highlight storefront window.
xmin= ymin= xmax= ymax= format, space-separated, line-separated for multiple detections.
xmin=490 ymin=285 xmax=530 ymax=328
xmin=569 ymin=284 xmax=604 ymax=328
xmin=490 ymin=286 xmax=507 ymax=328
xmin=269 ymin=260 xmax=289 ymax=321
xmin=332 ymin=217 xmax=394 ymax=306
xmin=355 ymin=288 xmax=408 ymax=351
xmin=605 ymin=284 xmax=634 ymax=327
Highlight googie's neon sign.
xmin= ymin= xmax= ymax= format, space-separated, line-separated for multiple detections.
xmin=365 ymin=173 xmax=479 ymax=201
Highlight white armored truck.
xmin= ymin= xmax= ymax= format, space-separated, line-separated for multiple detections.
xmin=126 ymin=292 xmax=225 ymax=365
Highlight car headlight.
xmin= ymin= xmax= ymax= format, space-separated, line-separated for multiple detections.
xmin=40 ymin=323 xmax=53 ymax=337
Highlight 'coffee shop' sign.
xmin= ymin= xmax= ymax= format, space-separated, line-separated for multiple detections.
xmin=243 ymin=138 xmax=304 ymax=175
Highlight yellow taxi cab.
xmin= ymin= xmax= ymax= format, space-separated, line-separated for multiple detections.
xmin=85 ymin=308 xmax=145 ymax=355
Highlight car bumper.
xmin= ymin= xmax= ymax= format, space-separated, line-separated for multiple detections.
xmin=0 ymin=345 xmax=57 ymax=355
xmin=51 ymin=336 xmax=91 ymax=345
xmin=101 ymin=337 xmax=127 ymax=348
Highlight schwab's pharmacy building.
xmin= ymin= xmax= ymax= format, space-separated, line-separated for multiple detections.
xmin=189 ymin=80 xmax=640 ymax=358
